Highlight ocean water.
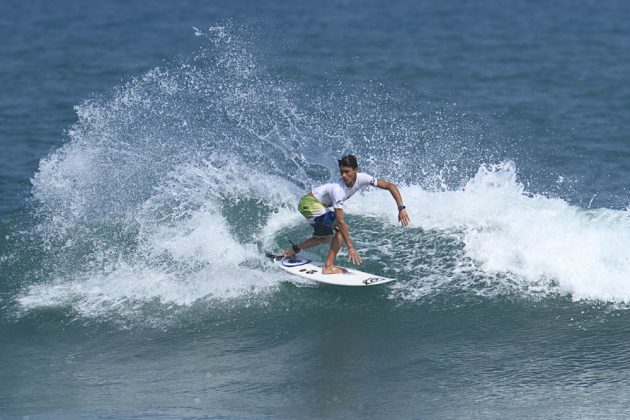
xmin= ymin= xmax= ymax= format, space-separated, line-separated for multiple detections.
xmin=2 ymin=0 xmax=630 ymax=418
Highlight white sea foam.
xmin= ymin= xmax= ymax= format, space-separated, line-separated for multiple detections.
xmin=17 ymin=262 xmax=285 ymax=317
xmin=21 ymin=159 xmax=630 ymax=316
xmin=19 ymin=159 xmax=300 ymax=319
xmin=347 ymin=161 xmax=630 ymax=303
xmin=20 ymin=25 xmax=313 ymax=320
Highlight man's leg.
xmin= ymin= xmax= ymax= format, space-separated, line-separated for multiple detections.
xmin=322 ymin=230 xmax=347 ymax=274
xmin=283 ymin=207 xmax=336 ymax=258
xmin=283 ymin=235 xmax=330 ymax=257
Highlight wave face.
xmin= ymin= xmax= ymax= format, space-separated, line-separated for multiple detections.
xmin=348 ymin=161 xmax=630 ymax=304
xmin=3 ymin=25 xmax=628 ymax=329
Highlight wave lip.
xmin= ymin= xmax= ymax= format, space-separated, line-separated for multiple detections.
xmin=349 ymin=161 xmax=630 ymax=304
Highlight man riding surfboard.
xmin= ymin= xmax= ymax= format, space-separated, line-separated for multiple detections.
xmin=283 ymin=155 xmax=410 ymax=274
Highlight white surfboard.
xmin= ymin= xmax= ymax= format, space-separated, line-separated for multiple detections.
xmin=268 ymin=255 xmax=395 ymax=286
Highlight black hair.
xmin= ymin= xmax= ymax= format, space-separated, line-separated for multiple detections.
xmin=338 ymin=155 xmax=358 ymax=169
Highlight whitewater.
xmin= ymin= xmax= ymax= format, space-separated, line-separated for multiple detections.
xmin=4 ymin=26 xmax=628 ymax=326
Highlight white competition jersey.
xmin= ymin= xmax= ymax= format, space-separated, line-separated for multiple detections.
xmin=311 ymin=172 xmax=377 ymax=209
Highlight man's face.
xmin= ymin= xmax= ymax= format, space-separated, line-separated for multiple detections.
xmin=339 ymin=166 xmax=358 ymax=187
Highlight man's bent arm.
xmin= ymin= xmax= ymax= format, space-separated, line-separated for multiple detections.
xmin=376 ymin=179 xmax=411 ymax=227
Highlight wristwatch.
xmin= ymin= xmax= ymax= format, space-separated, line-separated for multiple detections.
xmin=398 ymin=205 xmax=406 ymax=211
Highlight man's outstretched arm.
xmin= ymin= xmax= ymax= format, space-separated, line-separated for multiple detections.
xmin=376 ymin=179 xmax=411 ymax=227
xmin=334 ymin=208 xmax=362 ymax=265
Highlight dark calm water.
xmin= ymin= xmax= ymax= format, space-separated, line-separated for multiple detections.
xmin=2 ymin=0 xmax=630 ymax=418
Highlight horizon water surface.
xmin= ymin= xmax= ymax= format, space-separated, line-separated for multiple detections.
xmin=2 ymin=1 xmax=630 ymax=418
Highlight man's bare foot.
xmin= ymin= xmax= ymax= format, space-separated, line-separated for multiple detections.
xmin=282 ymin=248 xmax=296 ymax=258
xmin=321 ymin=265 xmax=348 ymax=275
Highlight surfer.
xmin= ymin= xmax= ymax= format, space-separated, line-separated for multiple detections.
xmin=283 ymin=155 xmax=410 ymax=274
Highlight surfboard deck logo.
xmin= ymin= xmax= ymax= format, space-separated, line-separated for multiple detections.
xmin=281 ymin=258 xmax=310 ymax=267
xmin=363 ymin=277 xmax=387 ymax=285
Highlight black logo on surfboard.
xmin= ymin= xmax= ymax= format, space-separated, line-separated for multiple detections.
xmin=363 ymin=277 xmax=386 ymax=285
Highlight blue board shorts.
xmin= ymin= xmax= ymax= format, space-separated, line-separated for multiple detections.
xmin=298 ymin=194 xmax=337 ymax=237
xmin=311 ymin=211 xmax=336 ymax=237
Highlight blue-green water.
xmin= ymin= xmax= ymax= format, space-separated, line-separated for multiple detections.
xmin=2 ymin=1 xmax=630 ymax=418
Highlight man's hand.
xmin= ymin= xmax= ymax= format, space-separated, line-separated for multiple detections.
xmin=348 ymin=247 xmax=363 ymax=265
xmin=398 ymin=209 xmax=410 ymax=227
